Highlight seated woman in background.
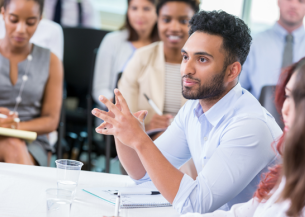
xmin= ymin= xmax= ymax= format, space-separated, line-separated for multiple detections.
xmin=182 ymin=58 xmax=305 ymax=216
xmin=92 ymin=0 xmax=159 ymax=108
xmin=119 ymin=0 xmax=200 ymax=134
xmin=0 ymin=0 xmax=63 ymax=166
xmin=118 ymin=0 xmax=200 ymax=178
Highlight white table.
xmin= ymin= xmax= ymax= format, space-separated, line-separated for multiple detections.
xmin=0 ymin=163 xmax=179 ymax=217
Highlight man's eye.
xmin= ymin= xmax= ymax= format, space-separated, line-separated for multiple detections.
xmin=163 ymin=18 xmax=170 ymax=23
xmin=199 ymin=57 xmax=206 ymax=63
xmin=182 ymin=55 xmax=188 ymax=60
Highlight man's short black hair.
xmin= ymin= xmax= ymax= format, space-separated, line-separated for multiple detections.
xmin=156 ymin=0 xmax=200 ymax=15
xmin=189 ymin=10 xmax=252 ymax=67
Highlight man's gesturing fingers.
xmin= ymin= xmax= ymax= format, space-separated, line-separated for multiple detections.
xmin=97 ymin=121 xmax=113 ymax=131
xmin=96 ymin=123 xmax=114 ymax=135
xmin=99 ymin=95 xmax=121 ymax=117
xmin=92 ymin=108 xmax=118 ymax=126
xmin=114 ymin=89 xmax=130 ymax=114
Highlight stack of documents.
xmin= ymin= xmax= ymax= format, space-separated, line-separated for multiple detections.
xmin=83 ymin=181 xmax=171 ymax=209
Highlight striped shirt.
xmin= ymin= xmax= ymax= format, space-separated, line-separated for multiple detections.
xmin=164 ymin=63 xmax=182 ymax=115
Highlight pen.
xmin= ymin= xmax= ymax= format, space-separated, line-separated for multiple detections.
xmin=144 ymin=93 xmax=163 ymax=116
xmin=114 ymin=193 xmax=121 ymax=217
xmin=113 ymin=191 xmax=160 ymax=195
xmin=0 ymin=114 xmax=20 ymax=123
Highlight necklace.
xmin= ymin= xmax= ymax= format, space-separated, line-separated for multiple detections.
xmin=13 ymin=54 xmax=33 ymax=113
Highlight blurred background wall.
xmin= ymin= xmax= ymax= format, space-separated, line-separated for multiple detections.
xmin=92 ymin=0 xmax=304 ymax=36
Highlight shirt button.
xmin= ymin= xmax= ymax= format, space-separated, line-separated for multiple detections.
xmin=204 ymin=137 xmax=208 ymax=141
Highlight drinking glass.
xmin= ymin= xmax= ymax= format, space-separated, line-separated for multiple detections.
xmin=55 ymin=159 xmax=83 ymax=196
xmin=46 ymin=188 xmax=73 ymax=217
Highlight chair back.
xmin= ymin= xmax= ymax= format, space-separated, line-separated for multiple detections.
xmin=63 ymin=27 xmax=109 ymax=99
xmin=259 ymin=85 xmax=284 ymax=129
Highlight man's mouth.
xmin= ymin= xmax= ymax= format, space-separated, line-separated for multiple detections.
xmin=183 ymin=78 xmax=198 ymax=87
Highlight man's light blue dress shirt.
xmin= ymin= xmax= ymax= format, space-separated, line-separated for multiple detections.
xmin=240 ymin=23 xmax=305 ymax=99
xmin=133 ymin=83 xmax=282 ymax=214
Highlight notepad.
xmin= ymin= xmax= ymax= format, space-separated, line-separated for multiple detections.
xmin=0 ymin=127 xmax=37 ymax=142
xmin=83 ymin=181 xmax=171 ymax=209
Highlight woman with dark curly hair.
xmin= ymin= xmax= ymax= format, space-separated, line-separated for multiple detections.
xmin=182 ymin=58 xmax=305 ymax=217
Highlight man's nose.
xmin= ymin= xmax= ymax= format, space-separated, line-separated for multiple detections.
xmin=181 ymin=58 xmax=195 ymax=76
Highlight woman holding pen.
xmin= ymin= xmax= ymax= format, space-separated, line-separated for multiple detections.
xmin=119 ymin=0 xmax=200 ymax=136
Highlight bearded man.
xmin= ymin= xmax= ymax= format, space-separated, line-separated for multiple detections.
xmin=92 ymin=10 xmax=282 ymax=214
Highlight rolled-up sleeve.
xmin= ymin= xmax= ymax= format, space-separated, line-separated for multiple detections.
xmin=172 ymin=118 xmax=277 ymax=214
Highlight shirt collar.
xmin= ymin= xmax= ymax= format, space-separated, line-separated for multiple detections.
xmin=193 ymin=83 xmax=243 ymax=127
xmin=273 ymin=22 xmax=305 ymax=43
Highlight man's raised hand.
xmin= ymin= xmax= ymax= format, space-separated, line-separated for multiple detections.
xmin=92 ymin=89 xmax=149 ymax=149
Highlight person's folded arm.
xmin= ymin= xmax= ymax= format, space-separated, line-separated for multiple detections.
xmin=172 ymin=118 xmax=276 ymax=214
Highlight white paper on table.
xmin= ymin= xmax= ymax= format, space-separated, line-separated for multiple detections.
xmin=83 ymin=181 xmax=171 ymax=208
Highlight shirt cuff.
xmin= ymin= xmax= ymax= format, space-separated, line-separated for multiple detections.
xmin=173 ymin=174 xmax=198 ymax=213
xmin=130 ymin=172 xmax=151 ymax=185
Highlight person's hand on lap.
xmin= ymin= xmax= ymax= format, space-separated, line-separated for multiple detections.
xmin=0 ymin=107 xmax=19 ymax=129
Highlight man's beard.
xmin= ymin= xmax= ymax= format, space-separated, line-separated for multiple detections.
xmin=182 ymin=69 xmax=226 ymax=100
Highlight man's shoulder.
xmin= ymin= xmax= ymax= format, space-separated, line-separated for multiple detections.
xmin=229 ymin=90 xmax=281 ymax=133
xmin=231 ymin=89 xmax=266 ymax=118
xmin=251 ymin=27 xmax=276 ymax=47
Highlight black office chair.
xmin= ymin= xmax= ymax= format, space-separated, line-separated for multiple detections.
xmin=259 ymin=85 xmax=284 ymax=129
xmin=63 ymin=27 xmax=109 ymax=170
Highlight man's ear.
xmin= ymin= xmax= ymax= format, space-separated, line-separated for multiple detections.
xmin=226 ymin=61 xmax=241 ymax=82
